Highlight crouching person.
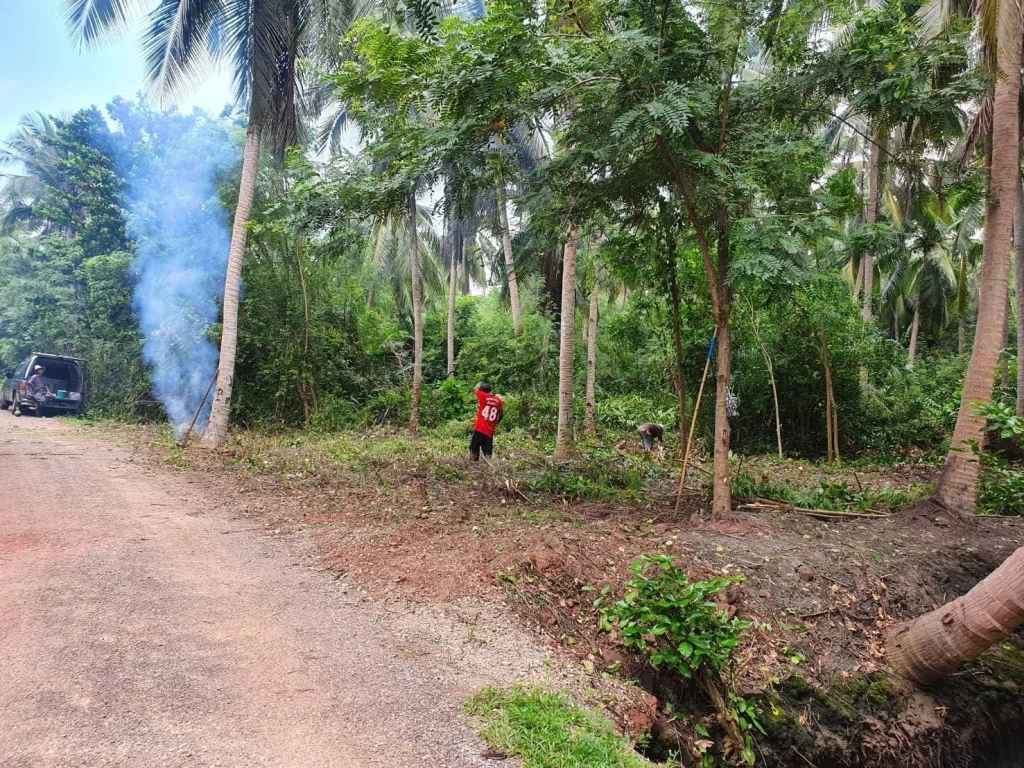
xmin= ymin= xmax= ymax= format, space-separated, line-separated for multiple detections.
xmin=637 ymin=422 xmax=664 ymax=453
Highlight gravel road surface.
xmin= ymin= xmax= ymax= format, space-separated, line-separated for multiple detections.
xmin=0 ymin=416 xmax=528 ymax=768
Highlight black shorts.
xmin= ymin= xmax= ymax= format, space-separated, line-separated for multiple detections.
xmin=470 ymin=430 xmax=494 ymax=459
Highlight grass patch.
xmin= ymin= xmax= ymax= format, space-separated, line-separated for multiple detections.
xmin=464 ymin=687 xmax=654 ymax=768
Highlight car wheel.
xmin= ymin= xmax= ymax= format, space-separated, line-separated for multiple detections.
xmin=0 ymin=395 xmax=9 ymax=410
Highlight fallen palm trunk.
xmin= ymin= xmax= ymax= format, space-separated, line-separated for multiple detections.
xmin=888 ymin=546 xmax=1024 ymax=686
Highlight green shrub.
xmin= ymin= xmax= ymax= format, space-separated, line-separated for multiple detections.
xmin=360 ymin=388 xmax=410 ymax=426
xmin=455 ymin=296 xmax=556 ymax=394
xmin=436 ymin=377 xmax=474 ymax=421
xmin=973 ymin=402 xmax=1024 ymax=515
xmin=976 ymin=450 xmax=1024 ymax=515
xmin=598 ymin=555 xmax=750 ymax=679
xmin=308 ymin=393 xmax=361 ymax=432
xmin=594 ymin=394 xmax=679 ymax=431
xmin=502 ymin=391 xmax=558 ymax=437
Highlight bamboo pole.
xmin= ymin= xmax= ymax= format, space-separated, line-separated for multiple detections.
xmin=674 ymin=329 xmax=717 ymax=516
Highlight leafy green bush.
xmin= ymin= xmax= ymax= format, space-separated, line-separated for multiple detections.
xmin=359 ymin=388 xmax=410 ymax=426
xmin=501 ymin=391 xmax=558 ymax=437
xmin=979 ymin=401 xmax=1024 ymax=443
xmin=976 ymin=449 xmax=1024 ymax=515
xmin=969 ymin=403 xmax=1024 ymax=515
xmin=436 ymin=377 xmax=474 ymax=421
xmin=598 ymin=555 xmax=750 ymax=679
xmin=455 ymin=296 xmax=556 ymax=394
xmin=594 ymin=394 xmax=678 ymax=431
xmin=308 ymin=393 xmax=361 ymax=432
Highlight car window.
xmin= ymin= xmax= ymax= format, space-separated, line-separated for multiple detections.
xmin=18 ymin=357 xmax=31 ymax=378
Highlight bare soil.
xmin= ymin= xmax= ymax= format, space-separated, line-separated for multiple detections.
xmin=0 ymin=416 xmax=607 ymax=767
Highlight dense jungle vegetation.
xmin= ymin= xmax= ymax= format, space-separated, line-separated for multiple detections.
xmin=1 ymin=2 xmax=1002 ymax=468
xmin=6 ymin=0 xmax=1024 ymax=763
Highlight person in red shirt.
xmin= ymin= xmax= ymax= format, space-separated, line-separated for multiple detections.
xmin=471 ymin=381 xmax=504 ymax=461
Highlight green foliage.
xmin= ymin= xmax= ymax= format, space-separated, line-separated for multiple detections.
xmin=436 ymin=377 xmax=473 ymax=421
xmin=0 ymin=107 xmax=148 ymax=417
xmin=529 ymin=458 xmax=646 ymax=501
xmin=975 ymin=448 xmax=1024 ymax=516
xmin=973 ymin=403 xmax=1024 ymax=516
xmin=595 ymin=394 xmax=678 ymax=432
xmin=731 ymin=472 xmax=914 ymax=512
xmin=464 ymin=687 xmax=653 ymax=768
xmin=500 ymin=391 xmax=559 ymax=437
xmin=600 ymin=555 xmax=750 ymax=680
xmin=234 ymin=156 xmax=389 ymax=428
xmin=455 ymin=298 xmax=556 ymax=394
xmin=979 ymin=402 xmax=1024 ymax=441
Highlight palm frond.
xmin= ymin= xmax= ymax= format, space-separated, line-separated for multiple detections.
xmin=61 ymin=0 xmax=149 ymax=49
xmin=141 ymin=0 xmax=222 ymax=103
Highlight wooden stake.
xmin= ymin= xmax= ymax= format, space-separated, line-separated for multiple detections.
xmin=674 ymin=328 xmax=717 ymax=516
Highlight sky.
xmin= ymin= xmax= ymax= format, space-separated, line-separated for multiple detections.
xmin=0 ymin=1 xmax=234 ymax=142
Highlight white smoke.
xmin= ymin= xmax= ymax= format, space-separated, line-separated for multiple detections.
xmin=116 ymin=105 xmax=237 ymax=435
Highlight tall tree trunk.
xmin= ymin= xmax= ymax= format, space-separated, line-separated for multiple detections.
xmin=908 ymin=304 xmax=921 ymax=368
xmin=933 ymin=5 xmax=1021 ymax=516
xmin=863 ymin=138 xmax=882 ymax=324
xmin=860 ymin=136 xmax=883 ymax=391
xmin=653 ymin=135 xmax=730 ymax=517
xmin=296 ymin=240 xmax=313 ymax=425
xmin=1002 ymin=292 xmax=1011 ymax=398
xmin=408 ymin=194 xmax=424 ymax=435
xmin=581 ymin=300 xmax=589 ymax=354
xmin=554 ymin=227 xmax=581 ymax=460
xmin=584 ymin=279 xmax=599 ymax=435
xmin=958 ymin=318 xmax=967 ymax=355
xmin=1016 ymin=176 xmax=1024 ymax=417
xmin=669 ymin=268 xmax=688 ymax=443
xmin=750 ymin=300 xmax=782 ymax=458
xmin=447 ymin=258 xmax=458 ymax=378
xmin=711 ymin=233 xmax=732 ymax=519
xmin=497 ymin=184 xmax=523 ymax=336
xmin=821 ymin=322 xmax=840 ymax=466
xmin=889 ymin=547 xmax=1024 ymax=686
xmin=202 ymin=123 xmax=262 ymax=448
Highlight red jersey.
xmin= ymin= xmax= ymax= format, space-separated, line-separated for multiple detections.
xmin=473 ymin=390 xmax=504 ymax=438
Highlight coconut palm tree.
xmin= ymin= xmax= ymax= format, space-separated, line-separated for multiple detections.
xmin=923 ymin=0 xmax=1021 ymax=515
xmin=440 ymin=186 xmax=488 ymax=378
xmin=0 ymin=112 xmax=60 ymax=233
xmin=365 ymin=203 xmax=445 ymax=318
xmin=583 ymin=265 xmax=602 ymax=435
xmin=62 ymin=0 xmax=335 ymax=447
xmin=889 ymin=546 xmax=1024 ymax=685
xmin=879 ymin=170 xmax=984 ymax=363
xmin=554 ymin=226 xmax=581 ymax=460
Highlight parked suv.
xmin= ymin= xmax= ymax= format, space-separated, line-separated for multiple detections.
xmin=1 ymin=353 xmax=86 ymax=417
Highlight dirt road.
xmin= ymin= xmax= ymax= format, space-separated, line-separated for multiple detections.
xmin=0 ymin=416 xmax=537 ymax=767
